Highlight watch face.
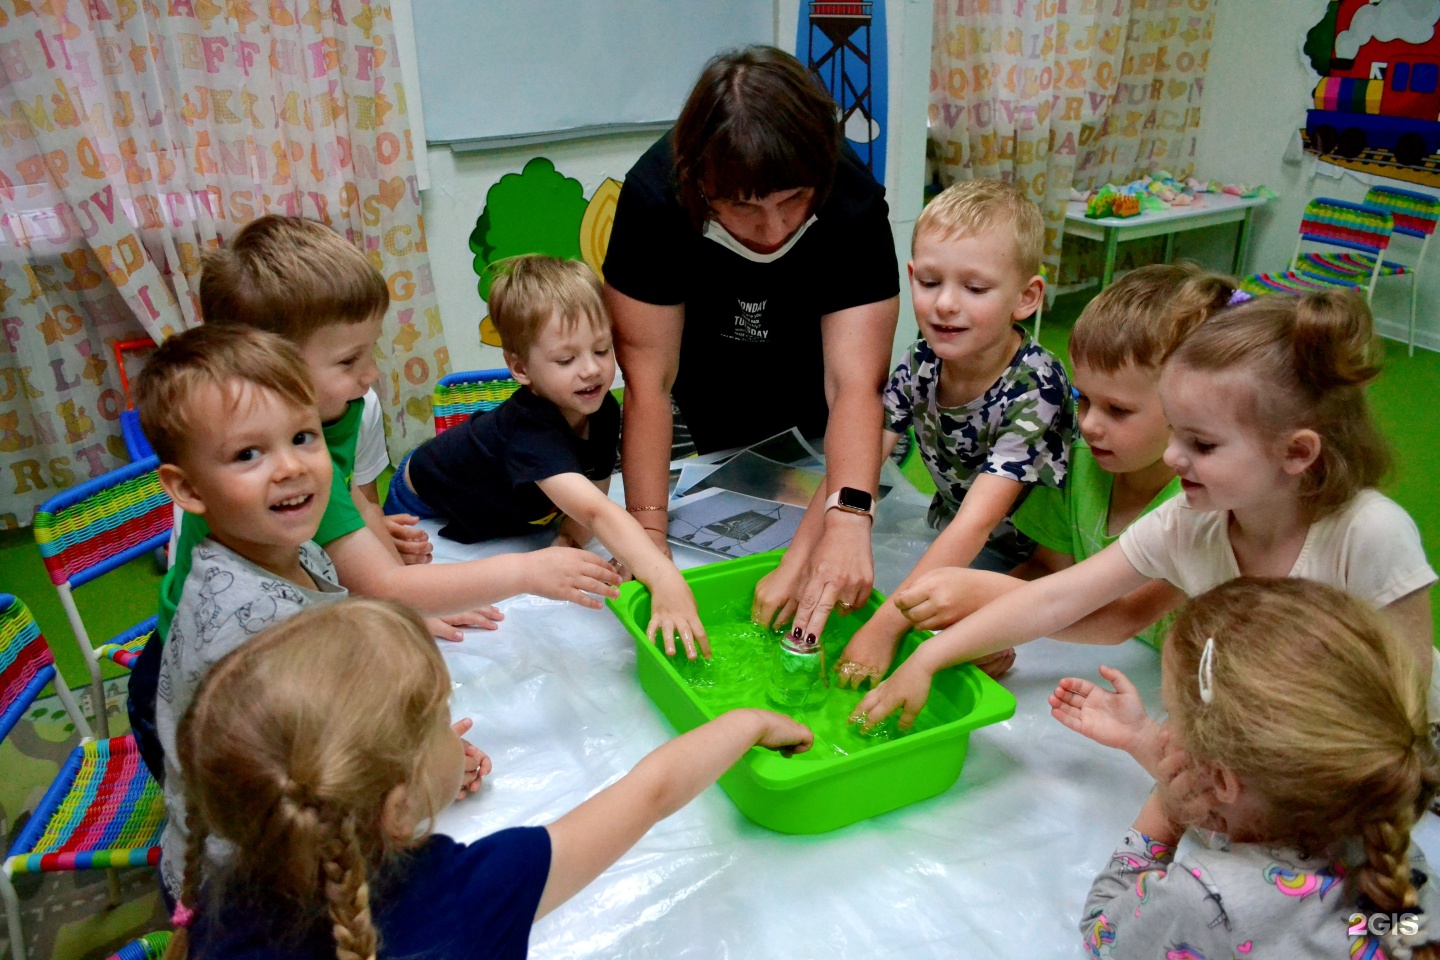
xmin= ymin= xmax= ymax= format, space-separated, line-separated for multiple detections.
xmin=838 ymin=487 xmax=873 ymax=512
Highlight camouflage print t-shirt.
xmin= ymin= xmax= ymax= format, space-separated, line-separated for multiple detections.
xmin=884 ymin=330 xmax=1073 ymax=552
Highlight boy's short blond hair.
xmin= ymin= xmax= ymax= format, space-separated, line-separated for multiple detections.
xmin=488 ymin=255 xmax=607 ymax=360
xmin=913 ymin=179 xmax=1044 ymax=278
xmin=200 ymin=216 xmax=388 ymax=344
xmin=136 ymin=324 xmax=315 ymax=465
xmin=1069 ymin=263 xmax=1236 ymax=373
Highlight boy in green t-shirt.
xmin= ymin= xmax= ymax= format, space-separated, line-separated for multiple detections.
xmin=129 ymin=216 xmax=620 ymax=780
xmin=882 ymin=265 xmax=1238 ymax=674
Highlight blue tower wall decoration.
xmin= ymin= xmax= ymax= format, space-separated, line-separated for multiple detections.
xmin=799 ymin=1 xmax=888 ymax=185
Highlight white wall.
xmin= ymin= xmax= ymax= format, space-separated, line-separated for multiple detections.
xmin=1186 ymin=0 xmax=1439 ymax=351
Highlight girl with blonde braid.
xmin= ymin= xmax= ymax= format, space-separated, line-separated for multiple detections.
xmin=164 ymin=599 xmax=811 ymax=960
xmin=1052 ymin=578 xmax=1440 ymax=959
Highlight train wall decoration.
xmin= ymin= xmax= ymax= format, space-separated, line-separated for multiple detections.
xmin=1303 ymin=0 xmax=1440 ymax=188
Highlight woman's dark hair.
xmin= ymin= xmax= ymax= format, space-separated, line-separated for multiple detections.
xmin=672 ymin=45 xmax=841 ymax=229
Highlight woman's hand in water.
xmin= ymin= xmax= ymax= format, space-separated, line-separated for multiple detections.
xmin=851 ymin=657 xmax=934 ymax=732
xmin=752 ymin=550 xmax=808 ymax=632
xmin=1049 ymin=665 xmax=1163 ymax=774
xmin=787 ymin=515 xmax=875 ymax=644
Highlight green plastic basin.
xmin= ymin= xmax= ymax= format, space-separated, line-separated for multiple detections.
xmin=606 ymin=550 xmax=1017 ymax=834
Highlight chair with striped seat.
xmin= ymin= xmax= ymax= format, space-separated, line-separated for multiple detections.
xmin=33 ymin=456 xmax=173 ymax=737
xmin=433 ymin=368 xmax=522 ymax=435
xmin=1240 ymin=197 xmax=1394 ymax=307
xmin=105 ymin=932 xmax=171 ymax=960
xmin=0 ymin=595 xmax=166 ymax=960
xmin=1292 ymin=186 xmax=1440 ymax=355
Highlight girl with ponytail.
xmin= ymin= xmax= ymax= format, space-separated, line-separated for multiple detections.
xmin=165 ymin=599 xmax=811 ymax=960
xmin=1061 ymin=578 xmax=1440 ymax=958
xmin=854 ymin=289 xmax=1436 ymax=732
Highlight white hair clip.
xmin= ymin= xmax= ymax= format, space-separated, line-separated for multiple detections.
xmin=1198 ymin=636 xmax=1217 ymax=704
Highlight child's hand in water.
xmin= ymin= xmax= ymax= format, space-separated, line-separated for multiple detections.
xmin=647 ymin=575 xmax=711 ymax=661
xmin=750 ymin=709 xmax=815 ymax=757
xmin=834 ymin=615 xmax=900 ymax=690
xmin=851 ymin=657 xmax=935 ymax=731
xmin=1049 ymin=665 xmax=1163 ymax=775
xmin=452 ymin=718 xmax=492 ymax=798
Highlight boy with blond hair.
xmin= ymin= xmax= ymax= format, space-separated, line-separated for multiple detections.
xmin=128 ymin=218 xmax=619 ymax=779
xmin=386 ymin=255 xmax=709 ymax=659
xmin=876 ymin=264 xmax=1239 ymax=668
xmin=834 ymin=179 xmax=1073 ymax=687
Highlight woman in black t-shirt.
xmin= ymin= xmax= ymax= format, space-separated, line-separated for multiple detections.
xmin=603 ymin=46 xmax=900 ymax=647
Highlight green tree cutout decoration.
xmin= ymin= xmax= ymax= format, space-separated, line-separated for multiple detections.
xmin=470 ymin=158 xmax=590 ymax=345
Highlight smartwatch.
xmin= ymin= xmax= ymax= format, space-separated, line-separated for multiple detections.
xmin=824 ymin=487 xmax=875 ymax=520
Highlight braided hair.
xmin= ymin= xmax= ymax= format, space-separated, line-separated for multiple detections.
xmin=1163 ymin=578 xmax=1439 ymax=958
xmin=164 ymin=599 xmax=450 ymax=960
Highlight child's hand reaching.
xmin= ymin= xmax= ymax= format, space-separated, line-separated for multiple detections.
xmin=850 ymin=657 xmax=935 ymax=731
xmin=891 ymin=568 xmax=989 ymax=631
xmin=385 ymin=513 xmax=434 ymax=565
xmin=1048 ymin=665 xmax=1164 ymax=774
xmin=525 ymin=547 xmax=622 ymax=608
xmin=425 ymin=607 xmax=506 ymax=642
xmin=834 ymin=615 xmax=901 ymax=690
xmin=646 ymin=576 xmax=711 ymax=661
xmin=553 ymin=516 xmax=594 ymax=550
xmin=750 ymin=709 xmax=815 ymax=757
xmin=451 ymin=717 xmax=492 ymax=798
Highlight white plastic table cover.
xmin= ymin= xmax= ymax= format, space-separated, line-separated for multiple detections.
xmin=423 ymin=479 xmax=1440 ymax=960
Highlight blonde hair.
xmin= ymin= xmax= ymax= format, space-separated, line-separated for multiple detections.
xmin=200 ymin=215 xmax=388 ymax=344
xmin=136 ymin=324 xmax=315 ymax=465
xmin=488 ymin=254 xmax=607 ymax=361
xmin=913 ymin=179 xmax=1044 ymax=278
xmin=1070 ymin=263 xmax=1235 ymax=373
xmin=165 ymin=600 xmax=451 ymax=960
xmin=1165 ymin=290 xmax=1390 ymax=518
xmin=1164 ymin=577 xmax=1439 ymax=948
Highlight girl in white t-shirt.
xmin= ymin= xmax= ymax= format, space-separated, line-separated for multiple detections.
xmin=854 ymin=289 xmax=1436 ymax=731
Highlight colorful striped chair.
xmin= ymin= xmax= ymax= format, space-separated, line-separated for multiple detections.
xmin=33 ymin=456 xmax=173 ymax=738
xmin=433 ymin=368 xmax=521 ymax=435
xmin=1292 ymin=186 xmax=1439 ymax=356
xmin=1240 ymin=197 xmax=1394 ymax=307
xmin=0 ymin=595 xmax=165 ymax=960
xmin=105 ymin=932 xmax=171 ymax=959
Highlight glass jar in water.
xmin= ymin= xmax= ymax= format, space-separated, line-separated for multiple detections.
xmin=767 ymin=632 xmax=828 ymax=709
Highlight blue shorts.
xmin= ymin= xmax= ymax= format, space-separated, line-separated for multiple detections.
xmin=383 ymin=451 xmax=442 ymax=520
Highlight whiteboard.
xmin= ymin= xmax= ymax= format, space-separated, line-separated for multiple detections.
xmin=412 ymin=0 xmax=777 ymax=148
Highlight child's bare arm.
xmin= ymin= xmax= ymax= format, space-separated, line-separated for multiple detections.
xmin=1051 ymin=579 xmax=1185 ymax=645
xmin=324 ymin=521 xmax=620 ymax=614
xmin=536 ymin=708 xmax=812 ymax=920
xmin=354 ymin=483 xmax=433 ymax=565
xmin=539 ymin=472 xmax=709 ymax=659
xmin=855 ymin=543 xmax=1149 ymax=729
xmin=835 ymin=474 xmax=1022 ymax=685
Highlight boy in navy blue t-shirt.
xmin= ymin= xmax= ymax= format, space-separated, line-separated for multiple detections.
xmin=386 ymin=256 xmax=711 ymax=659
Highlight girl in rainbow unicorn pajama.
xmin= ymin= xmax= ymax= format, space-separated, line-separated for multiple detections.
xmin=1057 ymin=578 xmax=1439 ymax=959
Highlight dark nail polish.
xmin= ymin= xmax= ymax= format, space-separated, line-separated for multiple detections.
xmin=805 ymin=633 xmax=817 ymax=646
xmin=791 ymin=626 xmax=803 ymax=640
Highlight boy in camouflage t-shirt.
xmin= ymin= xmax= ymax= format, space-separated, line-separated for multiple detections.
xmin=834 ymin=180 xmax=1072 ymax=689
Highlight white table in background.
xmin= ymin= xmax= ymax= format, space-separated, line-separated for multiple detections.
xmin=1064 ymin=192 xmax=1269 ymax=289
